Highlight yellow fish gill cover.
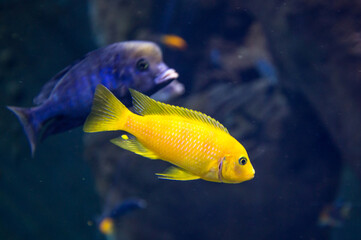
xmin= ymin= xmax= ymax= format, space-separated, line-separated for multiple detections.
xmin=83 ymin=84 xmax=255 ymax=183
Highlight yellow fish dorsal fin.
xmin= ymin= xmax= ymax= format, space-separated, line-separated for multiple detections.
xmin=110 ymin=135 xmax=159 ymax=159
xmin=129 ymin=89 xmax=229 ymax=134
xmin=156 ymin=166 xmax=201 ymax=181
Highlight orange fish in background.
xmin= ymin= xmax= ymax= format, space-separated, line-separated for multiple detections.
xmin=84 ymin=85 xmax=255 ymax=183
xmin=97 ymin=198 xmax=146 ymax=237
xmin=318 ymin=200 xmax=352 ymax=228
xmin=160 ymin=34 xmax=188 ymax=51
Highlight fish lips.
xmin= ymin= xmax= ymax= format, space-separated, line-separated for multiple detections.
xmin=154 ymin=68 xmax=179 ymax=85
xmin=142 ymin=68 xmax=179 ymax=97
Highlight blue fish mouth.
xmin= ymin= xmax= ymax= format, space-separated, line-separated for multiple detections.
xmin=155 ymin=68 xmax=178 ymax=84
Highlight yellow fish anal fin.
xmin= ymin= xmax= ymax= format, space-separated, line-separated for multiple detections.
xmin=129 ymin=89 xmax=229 ymax=134
xmin=156 ymin=166 xmax=201 ymax=181
xmin=110 ymin=135 xmax=159 ymax=160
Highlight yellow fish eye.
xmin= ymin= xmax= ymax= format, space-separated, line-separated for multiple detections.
xmin=238 ymin=157 xmax=247 ymax=165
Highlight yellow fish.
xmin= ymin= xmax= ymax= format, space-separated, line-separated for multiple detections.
xmin=84 ymin=85 xmax=255 ymax=183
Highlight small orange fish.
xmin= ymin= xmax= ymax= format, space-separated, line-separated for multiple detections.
xmin=318 ymin=201 xmax=352 ymax=228
xmin=84 ymin=85 xmax=255 ymax=183
xmin=160 ymin=35 xmax=188 ymax=51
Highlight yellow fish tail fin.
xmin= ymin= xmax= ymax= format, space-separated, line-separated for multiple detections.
xmin=83 ymin=84 xmax=130 ymax=133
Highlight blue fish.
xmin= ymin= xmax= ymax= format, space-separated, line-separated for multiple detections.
xmin=104 ymin=198 xmax=147 ymax=220
xmin=7 ymin=41 xmax=178 ymax=155
xmin=97 ymin=198 xmax=146 ymax=236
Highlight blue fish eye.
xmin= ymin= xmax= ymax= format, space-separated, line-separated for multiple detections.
xmin=136 ymin=59 xmax=149 ymax=71
xmin=238 ymin=157 xmax=247 ymax=165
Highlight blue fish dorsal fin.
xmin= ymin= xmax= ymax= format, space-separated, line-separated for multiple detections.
xmin=129 ymin=89 xmax=229 ymax=134
xmin=33 ymin=66 xmax=72 ymax=105
xmin=33 ymin=58 xmax=84 ymax=105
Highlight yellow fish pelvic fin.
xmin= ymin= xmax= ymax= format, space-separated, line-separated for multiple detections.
xmin=83 ymin=84 xmax=130 ymax=133
xmin=110 ymin=135 xmax=159 ymax=159
xmin=156 ymin=166 xmax=201 ymax=181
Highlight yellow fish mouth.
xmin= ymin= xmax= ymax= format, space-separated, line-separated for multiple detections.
xmin=217 ymin=157 xmax=255 ymax=183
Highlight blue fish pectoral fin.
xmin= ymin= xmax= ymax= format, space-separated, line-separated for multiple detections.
xmin=156 ymin=166 xmax=201 ymax=181
xmin=110 ymin=135 xmax=159 ymax=160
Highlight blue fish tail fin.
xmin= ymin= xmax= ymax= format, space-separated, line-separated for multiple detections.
xmin=7 ymin=106 xmax=41 ymax=156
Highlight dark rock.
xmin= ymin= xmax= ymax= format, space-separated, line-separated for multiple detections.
xmin=89 ymin=0 xmax=152 ymax=46
xmin=84 ymin=0 xmax=358 ymax=238
xmin=240 ymin=0 xmax=361 ymax=180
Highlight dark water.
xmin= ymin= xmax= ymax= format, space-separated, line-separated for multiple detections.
xmin=0 ymin=1 xmax=99 ymax=239
xmin=1 ymin=1 xmax=361 ymax=240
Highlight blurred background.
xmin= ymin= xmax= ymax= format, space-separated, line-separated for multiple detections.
xmin=1 ymin=0 xmax=361 ymax=239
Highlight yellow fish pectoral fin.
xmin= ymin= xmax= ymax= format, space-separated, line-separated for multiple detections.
xmin=110 ymin=135 xmax=159 ymax=159
xmin=156 ymin=166 xmax=201 ymax=181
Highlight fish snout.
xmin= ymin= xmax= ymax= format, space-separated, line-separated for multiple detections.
xmin=155 ymin=68 xmax=178 ymax=84
xmin=247 ymin=168 xmax=255 ymax=180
